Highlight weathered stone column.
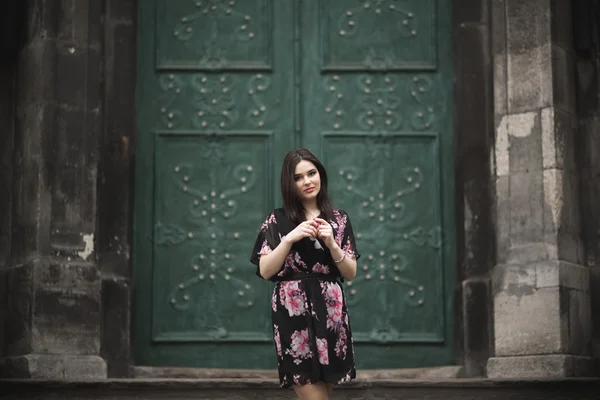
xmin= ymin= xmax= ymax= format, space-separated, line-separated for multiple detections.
xmin=487 ymin=0 xmax=593 ymax=377
xmin=0 ymin=1 xmax=106 ymax=378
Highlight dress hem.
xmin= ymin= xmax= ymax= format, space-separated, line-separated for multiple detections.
xmin=279 ymin=369 xmax=357 ymax=389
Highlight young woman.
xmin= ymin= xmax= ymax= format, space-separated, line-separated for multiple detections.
xmin=250 ymin=148 xmax=360 ymax=400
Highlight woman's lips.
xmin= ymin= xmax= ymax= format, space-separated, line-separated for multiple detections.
xmin=305 ymin=187 xmax=315 ymax=193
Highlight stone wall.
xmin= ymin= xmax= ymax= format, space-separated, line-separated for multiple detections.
xmin=0 ymin=0 xmax=26 ymax=366
xmin=452 ymin=0 xmax=496 ymax=377
xmin=0 ymin=0 xmax=106 ymax=378
xmin=0 ymin=48 xmax=16 ymax=365
xmin=487 ymin=0 xmax=594 ymax=377
xmin=574 ymin=0 xmax=600 ymax=375
xmin=97 ymin=0 xmax=137 ymax=378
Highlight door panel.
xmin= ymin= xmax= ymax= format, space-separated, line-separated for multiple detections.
xmin=155 ymin=0 xmax=273 ymax=70
xmin=301 ymin=0 xmax=454 ymax=368
xmin=135 ymin=0 xmax=454 ymax=369
xmin=135 ymin=0 xmax=295 ymax=368
xmin=320 ymin=0 xmax=437 ymax=70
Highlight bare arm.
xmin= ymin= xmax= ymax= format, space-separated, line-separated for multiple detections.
xmin=329 ymin=243 xmax=357 ymax=281
xmin=314 ymin=217 xmax=357 ymax=281
xmin=258 ymin=220 xmax=319 ymax=280
xmin=258 ymin=237 xmax=293 ymax=280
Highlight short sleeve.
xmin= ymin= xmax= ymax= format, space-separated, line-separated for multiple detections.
xmin=250 ymin=211 xmax=281 ymax=280
xmin=334 ymin=210 xmax=360 ymax=261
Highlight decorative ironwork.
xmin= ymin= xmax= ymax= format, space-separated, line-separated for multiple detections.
xmin=337 ymin=1 xmax=418 ymax=38
xmin=356 ymin=74 xmax=402 ymax=132
xmin=247 ymin=74 xmax=271 ymax=128
xmin=330 ymin=150 xmax=445 ymax=342
xmin=321 ymin=74 xmax=441 ymax=131
xmin=159 ymin=139 xmax=258 ymax=332
xmin=191 ymin=74 xmax=238 ymax=130
xmin=409 ymin=75 xmax=437 ymax=131
xmin=323 ymin=75 xmax=345 ymax=130
xmin=159 ymin=74 xmax=185 ymax=130
xmin=322 ymin=0 xmax=434 ymax=70
xmin=172 ymin=0 xmax=258 ymax=67
xmin=157 ymin=73 xmax=273 ymax=130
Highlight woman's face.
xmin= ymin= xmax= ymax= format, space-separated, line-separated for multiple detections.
xmin=294 ymin=160 xmax=321 ymax=203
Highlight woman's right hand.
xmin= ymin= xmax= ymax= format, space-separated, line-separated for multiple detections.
xmin=284 ymin=220 xmax=319 ymax=244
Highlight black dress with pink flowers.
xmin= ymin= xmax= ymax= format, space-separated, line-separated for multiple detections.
xmin=250 ymin=208 xmax=360 ymax=388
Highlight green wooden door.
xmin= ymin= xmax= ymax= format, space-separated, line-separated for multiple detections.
xmin=134 ymin=0 xmax=454 ymax=369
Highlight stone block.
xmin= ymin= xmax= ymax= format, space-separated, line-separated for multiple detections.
xmin=541 ymin=107 xmax=577 ymax=173
xmin=454 ymin=0 xmax=488 ymax=25
xmin=0 ymin=354 xmax=106 ymax=379
xmin=455 ymin=25 xmax=490 ymax=152
xmin=579 ymin=176 xmax=600 ymax=269
xmin=16 ymin=38 xmax=56 ymax=109
xmin=11 ymin=103 xmax=53 ymax=263
xmin=0 ymin=65 xmax=15 ymax=269
xmin=0 ymin=354 xmax=62 ymax=379
xmin=508 ymin=171 xmax=544 ymax=249
xmin=590 ymin=268 xmax=600 ymax=358
xmin=578 ymin=118 xmax=600 ymax=173
xmin=507 ymin=46 xmax=553 ymax=113
xmin=0 ymin=269 xmax=7 ymax=359
xmin=492 ymin=266 xmax=562 ymax=356
xmin=56 ymin=0 xmax=75 ymax=41
xmin=493 ymin=53 xmax=507 ymax=117
xmin=71 ymin=1 xmax=92 ymax=45
xmin=551 ymin=45 xmax=576 ymax=114
xmin=487 ymin=354 xmax=594 ymax=378
xmin=55 ymin=43 xmax=88 ymax=108
xmin=494 ymin=114 xmax=509 ymax=177
xmin=492 ymin=0 xmax=507 ymax=116
xmin=495 ymin=175 xmax=510 ymax=264
xmin=563 ymin=287 xmax=592 ymax=356
xmin=542 ymin=169 xmax=584 ymax=264
xmin=31 ymin=261 xmax=101 ymax=355
xmin=551 ymin=0 xmax=573 ymax=52
xmin=535 ymin=261 xmax=590 ymax=291
xmin=496 ymin=111 xmax=545 ymax=176
xmin=50 ymin=106 xmax=99 ymax=248
xmin=505 ymin=1 xmax=553 ymax=113
xmin=87 ymin=0 xmax=103 ymax=47
xmin=492 ymin=261 xmax=593 ymax=362
xmin=106 ymin=22 xmax=136 ymax=129
xmin=507 ymin=111 xmax=543 ymax=174
xmin=98 ymin=20 xmax=136 ymax=278
xmin=461 ymin=278 xmax=492 ymax=377
xmin=575 ymin=62 xmax=599 ymax=118
xmin=86 ymin=47 xmax=102 ymax=111
xmin=63 ymin=355 xmax=107 ymax=379
xmin=506 ymin=0 xmax=551 ymax=54
xmin=102 ymin=277 xmax=131 ymax=378
xmin=25 ymin=0 xmax=60 ymax=42
xmin=462 ymin=177 xmax=495 ymax=278
xmin=4 ymin=263 xmax=34 ymax=356
xmin=107 ymin=0 xmax=136 ymax=22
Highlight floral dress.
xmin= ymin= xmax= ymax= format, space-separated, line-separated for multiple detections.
xmin=250 ymin=208 xmax=360 ymax=388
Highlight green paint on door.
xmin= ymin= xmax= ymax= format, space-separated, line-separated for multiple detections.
xmin=134 ymin=0 xmax=455 ymax=369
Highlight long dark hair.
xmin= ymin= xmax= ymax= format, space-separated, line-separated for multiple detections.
xmin=280 ymin=148 xmax=334 ymax=225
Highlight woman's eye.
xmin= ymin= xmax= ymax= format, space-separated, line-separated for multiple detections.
xmin=309 ymin=171 xmax=316 ymax=176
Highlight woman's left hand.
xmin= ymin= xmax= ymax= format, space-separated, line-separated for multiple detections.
xmin=314 ymin=218 xmax=337 ymax=249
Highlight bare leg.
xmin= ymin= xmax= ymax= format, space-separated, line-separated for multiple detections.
xmin=293 ymin=382 xmax=329 ymax=400
xmin=326 ymin=383 xmax=334 ymax=397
